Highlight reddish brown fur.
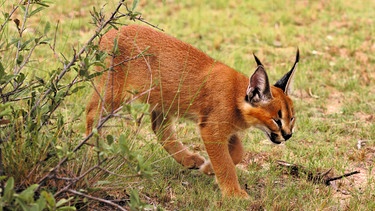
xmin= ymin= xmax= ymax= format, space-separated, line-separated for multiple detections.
xmin=86 ymin=25 xmax=297 ymax=198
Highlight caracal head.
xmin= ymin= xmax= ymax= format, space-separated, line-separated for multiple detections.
xmin=243 ymin=49 xmax=299 ymax=144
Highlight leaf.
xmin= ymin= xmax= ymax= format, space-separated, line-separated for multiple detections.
xmin=3 ymin=12 xmax=9 ymax=19
xmin=106 ymin=134 xmax=114 ymax=145
xmin=56 ymin=206 xmax=77 ymax=211
xmin=15 ymin=72 xmax=26 ymax=84
xmin=36 ymin=1 xmax=50 ymax=7
xmin=15 ymin=198 xmax=28 ymax=211
xmin=119 ymin=134 xmax=130 ymax=154
xmin=13 ymin=18 xmax=20 ymax=29
xmin=16 ymin=54 xmax=24 ymax=65
xmin=28 ymin=7 xmax=45 ymax=17
xmin=56 ymin=197 xmax=74 ymax=208
xmin=132 ymin=0 xmax=139 ymax=11
xmin=70 ymin=86 xmax=85 ymax=94
xmin=20 ymin=38 xmax=34 ymax=51
xmin=0 ymin=61 xmax=4 ymax=73
xmin=16 ymin=184 xmax=39 ymax=203
xmin=41 ymin=190 xmax=56 ymax=208
xmin=35 ymin=195 xmax=47 ymax=210
xmin=29 ymin=203 xmax=43 ymax=211
xmin=4 ymin=177 xmax=15 ymax=202
xmin=44 ymin=21 xmax=51 ymax=34
xmin=86 ymin=71 xmax=103 ymax=80
xmin=112 ymin=37 xmax=119 ymax=55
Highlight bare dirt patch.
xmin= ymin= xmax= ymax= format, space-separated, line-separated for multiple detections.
xmin=325 ymin=88 xmax=344 ymax=115
xmin=331 ymin=146 xmax=375 ymax=208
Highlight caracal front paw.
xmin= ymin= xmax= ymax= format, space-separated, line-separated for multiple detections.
xmin=181 ymin=153 xmax=206 ymax=169
xmin=199 ymin=160 xmax=215 ymax=175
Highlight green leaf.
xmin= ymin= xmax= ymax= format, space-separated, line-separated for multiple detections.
xmin=15 ymin=72 xmax=26 ymax=84
xmin=87 ymin=71 xmax=103 ymax=80
xmin=15 ymin=198 xmax=28 ymax=211
xmin=132 ymin=0 xmax=139 ymax=11
xmin=70 ymin=85 xmax=85 ymax=94
xmin=44 ymin=21 xmax=51 ymax=34
xmin=112 ymin=37 xmax=119 ymax=55
xmin=17 ymin=184 xmax=39 ymax=203
xmin=29 ymin=203 xmax=42 ymax=211
xmin=36 ymin=1 xmax=50 ymax=7
xmin=41 ymin=190 xmax=56 ymax=208
xmin=56 ymin=197 xmax=74 ymax=208
xmin=0 ymin=175 xmax=8 ymax=181
xmin=119 ymin=134 xmax=129 ymax=153
xmin=36 ymin=195 xmax=47 ymax=210
xmin=57 ymin=206 xmax=77 ymax=211
xmin=3 ymin=12 xmax=9 ymax=19
xmin=0 ymin=62 xmax=4 ymax=73
xmin=4 ymin=177 xmax=15 ymax=202
xmin=16 ymin=54 xmax=24 ymax=65
xmin=28 ymin=7 xmax=45 ymax=17
xmin=20 ymin=38 xmax=34 ymax=51
xmin=106 ymin=134 xmax=114 ymax=145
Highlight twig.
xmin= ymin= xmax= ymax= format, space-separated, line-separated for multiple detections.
xmin=30 ymin=0 xmax=126 ymax=115
xmin=37 ymin=82 xmax=154 ymax=189
xmin=276 ymin=160 xmax=360 ymax=186
xmin=324 ymin=171 xmax=360 ymax=186
xmin=53 ymin=158 xmax=107 ymax=197
xmin=123 ymin=4 xmax=164 ymax=31
xmin=67 ymin=189 xmax=128 ymax=211
xmin=0 ymin=0 xmax=23 ymax=31
xmin=36 ymin=113 xmax=113 ymax=189
xmin=13 ymin=0 xmax=31 ymax=76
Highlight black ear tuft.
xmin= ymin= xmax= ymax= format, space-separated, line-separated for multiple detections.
xmin=253 ymin=53 xmax=263 ymax=66
xmin=274 ymin=48 xmax=299 ymax=95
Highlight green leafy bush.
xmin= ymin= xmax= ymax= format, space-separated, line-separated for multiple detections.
xmin=0 ymin=0 xmax=152 ymax=209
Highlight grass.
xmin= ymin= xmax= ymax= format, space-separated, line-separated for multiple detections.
xmin=1 ymin=0 xmax=374 ymax=210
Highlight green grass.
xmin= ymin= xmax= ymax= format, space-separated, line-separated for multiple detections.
xmin=1 ymin=0 xmax=374 ymax=210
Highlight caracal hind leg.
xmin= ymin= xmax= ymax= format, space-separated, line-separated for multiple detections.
xmin=151 ymin=111 xmax=205 ymax=169
xmin=86 ymin=72 xmax=125 ymax=136
xmin=200 ymin=127 xmax=248 ymax=198
xmin=86 ymin=91 xmax=101 ymax=136
xmin=200 ymin=134 xmax=244 ymax=175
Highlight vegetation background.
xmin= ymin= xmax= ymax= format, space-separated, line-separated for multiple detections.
xmin=0 ymin=0 xmax=374 ymax=210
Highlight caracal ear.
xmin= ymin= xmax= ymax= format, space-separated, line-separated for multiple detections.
xmin=245 ymin=54 xmax=273 ymax=105
xmin=274 ymin=48 xmax=300 ymax=95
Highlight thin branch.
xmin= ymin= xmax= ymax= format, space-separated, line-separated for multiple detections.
xmin=67 ymin=189 xmax=128 ymax=211
xmin=30 ymin=0 xmax=126 ymax=115
xmin=16 ymin=35 xmax=44 ymax=74
xmin=13 ymin=0 xmax=31 ymax=76
xmin=36 ymin=83 xmax=154 ymax=192
xmin=37 ymin=113 xmax=113 ymax=189
xmin=325 ymin=171 xmax=360 ymax=186
xmin=276 ymin=160 xmax=361 ymax=186
xmin=0 ymin=0 xmax=23 ymax=31
xmin=53 ymin=159 xmax=106 ymax=197
xmin=123 ymin=4 xmax=164 ymax=31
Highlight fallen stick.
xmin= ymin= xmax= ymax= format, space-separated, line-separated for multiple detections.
xmin=276 ymin=160 xmax=360 ymax=186
xmin=324 ymin=171 xmax=360 ymax=185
